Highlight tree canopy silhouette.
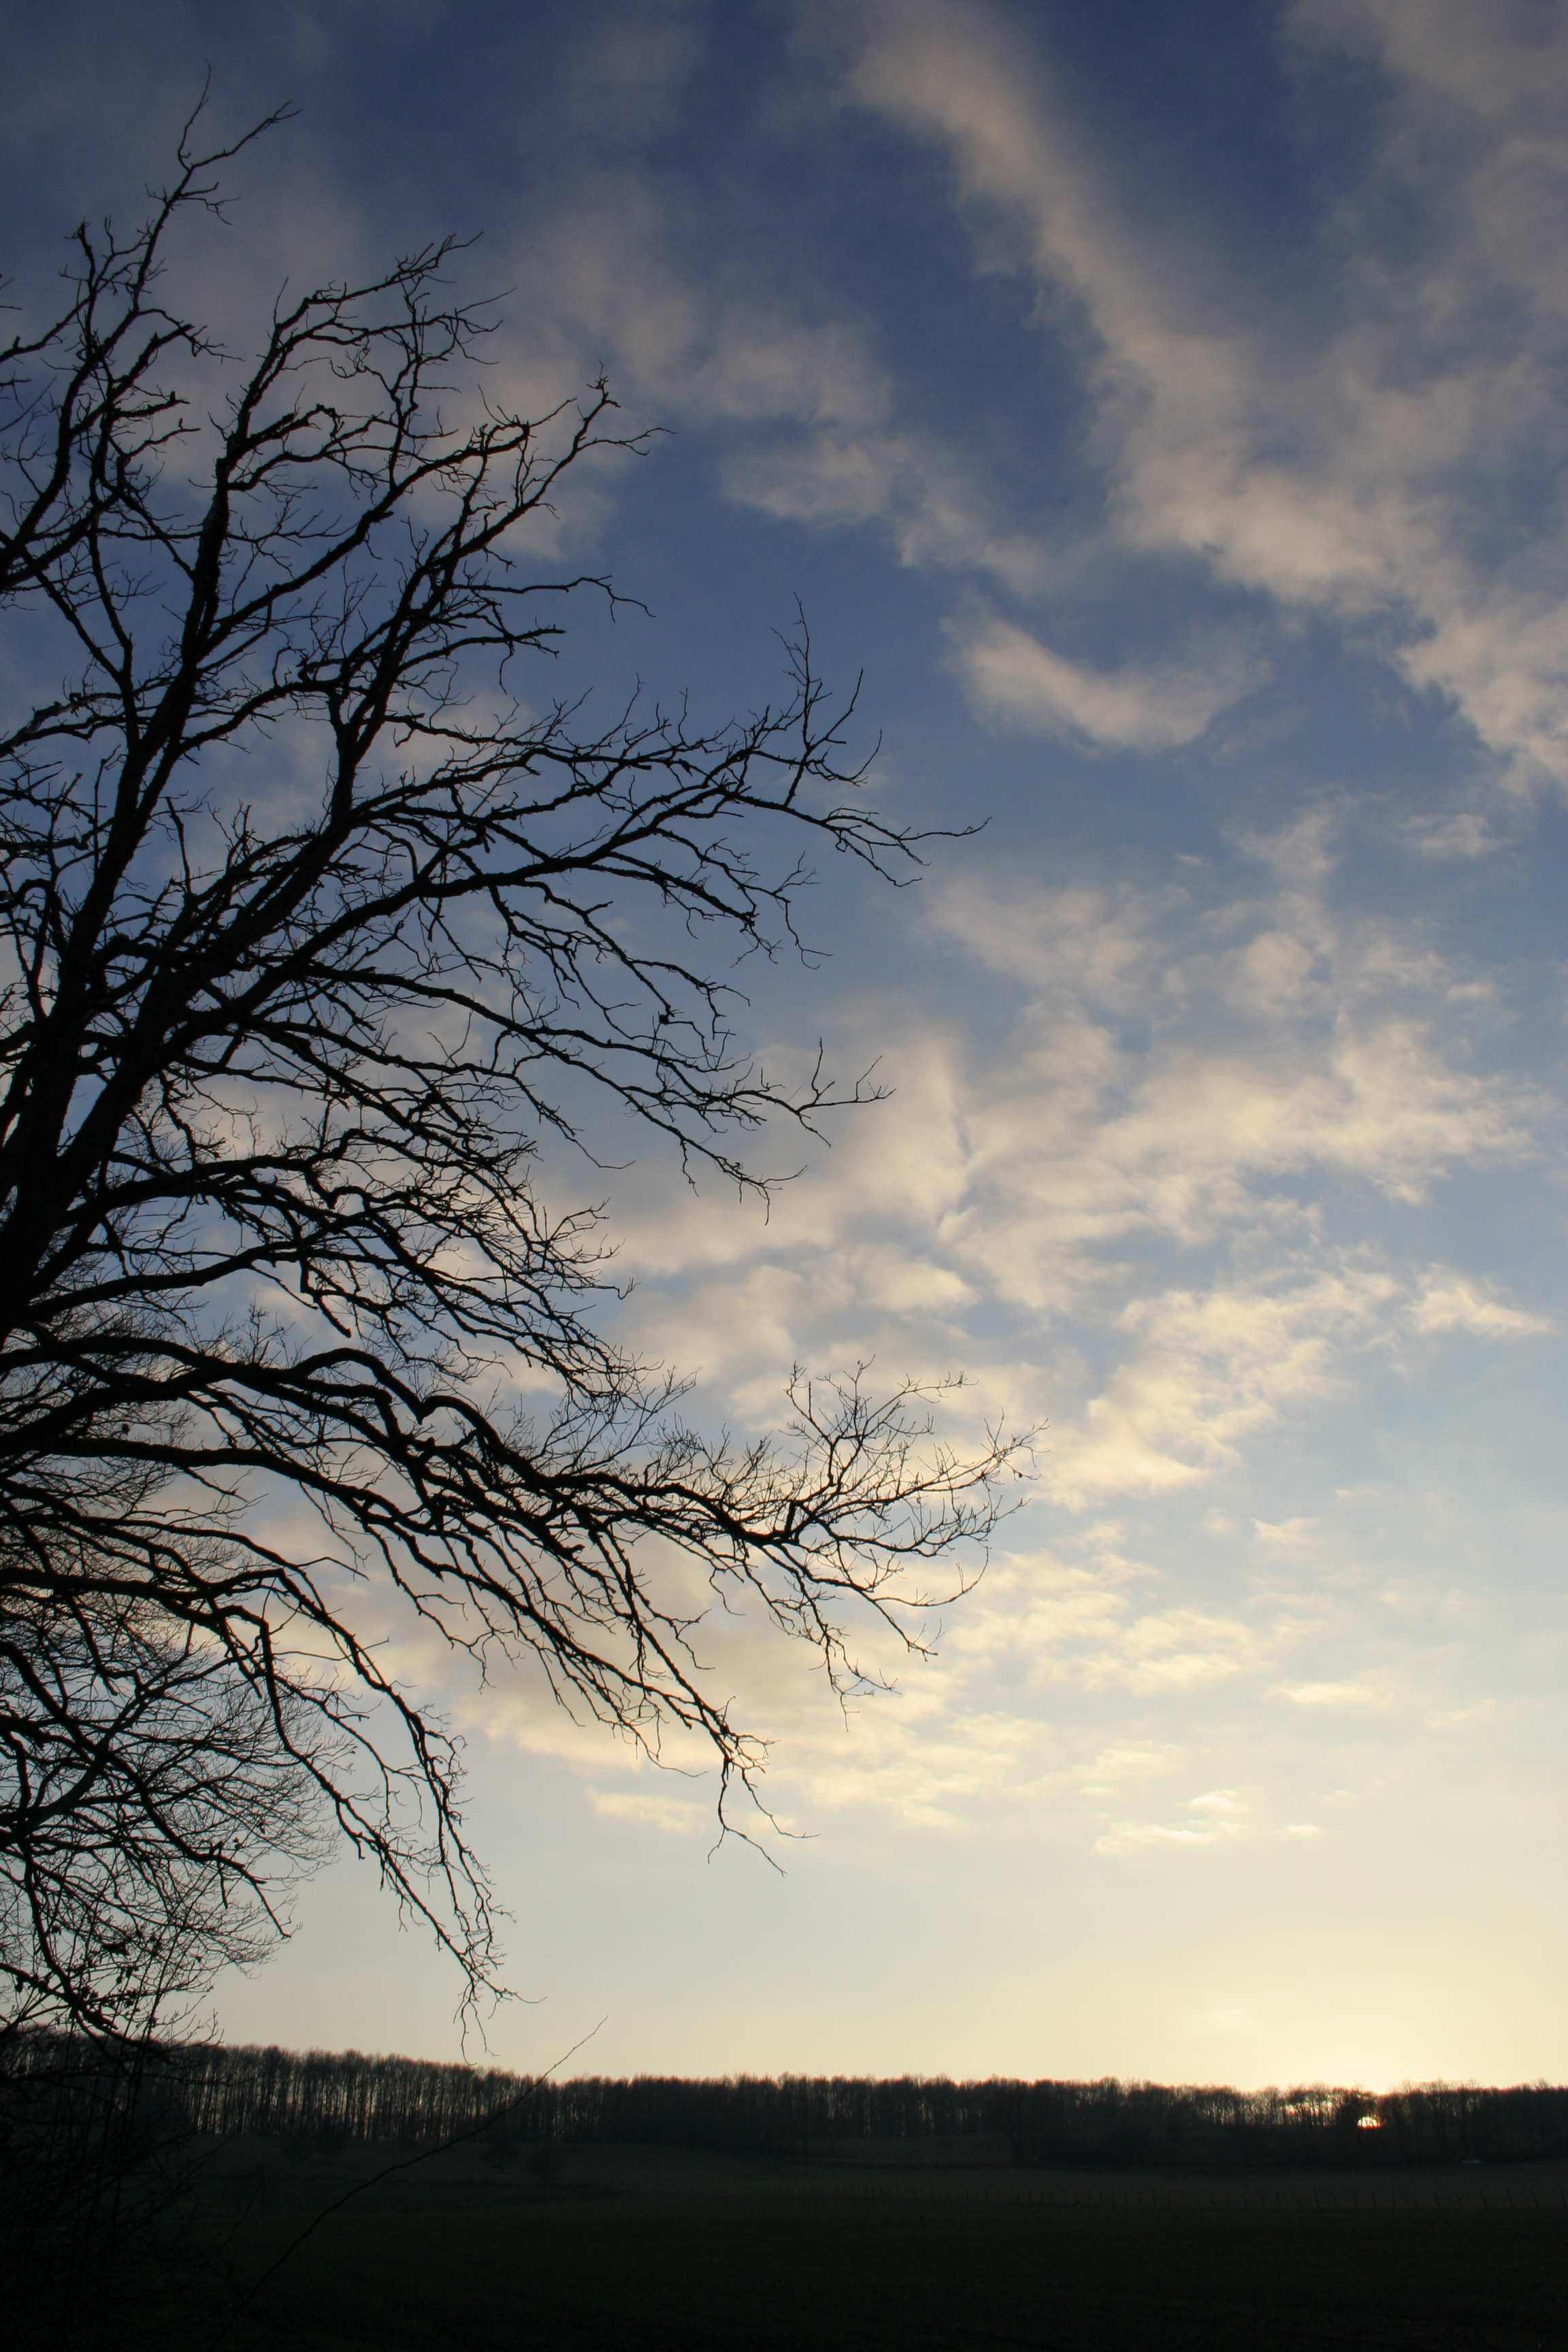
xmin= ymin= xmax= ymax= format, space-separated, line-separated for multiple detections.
xmin=0 ymin=113 xmax=1017 ymax=2036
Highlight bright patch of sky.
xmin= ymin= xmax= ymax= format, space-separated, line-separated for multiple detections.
xmin=12 ymin=0 xmax=1568 ymax=2087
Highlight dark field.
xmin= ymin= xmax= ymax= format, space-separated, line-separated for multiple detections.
xmin=150 ymin=2146 xmax=1568 ymax=2351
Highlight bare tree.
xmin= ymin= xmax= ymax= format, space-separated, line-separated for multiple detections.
xmin=0 ymin=112 xmax=1019 ymax=2031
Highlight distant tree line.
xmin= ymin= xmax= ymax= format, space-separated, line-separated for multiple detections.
xmin=6 ymin=2032 xmax=1567 ymax=2172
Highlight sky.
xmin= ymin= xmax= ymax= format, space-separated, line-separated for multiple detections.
xmin=12 ymin=0 xmax=1568 ymax=2091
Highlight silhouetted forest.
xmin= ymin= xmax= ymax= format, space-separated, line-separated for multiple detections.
xmin=6 ymin=2030 xmax=1567 ymax=2174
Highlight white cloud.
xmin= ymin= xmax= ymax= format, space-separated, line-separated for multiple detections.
xmin=600 ymin=844 xmax=1544 ymax=1523
xmin=1077 ymin=1740 xmax=1188 ymax=1788
xmin=725 ymin=427 xmax=1052 ymax=591
xmin=947 ymin=1553 xmax=1298 ymax=1694
xmin=1404 ymin=812 xmax=1506 ymax=861
xmin=1094 ymin=1817 xmax=1240 ymax=1856
xmin=1253 ymin=1517 xmax=1320 ymax=1552
xmin=827 ymin=0 xmax=1568 ymax=786
xmin=448 ymin=801 xmax=1556 ymax=1842
xmin=932 ymin=878 xmax=1164 ymax=1008
xmin=929 ymin=849 xmax=1537 ymax=1285
xmin=1273 ymin=1678 xmax=1393 ymax=1709
xmin=949 ymin=614 xmax=1262 ymax=749
xmin=516 ymin=174 xmax=889 ymax=435
xmin=1044 ymin=1269 xmax=1401 ymax=1506
xmin=1186 ymin=1788 xmax=1249 ymax=1816
xmin=1079 ymin=1605 xmax=1289 ymax=1691
xmin=1289 ymin=0 xmax=1568 ymax=122
xmin=931 ymin=1015 xmax=1530 ymax=1320
xmin=1411 ymin=1270 xmax=1554 ymax=1338
xmin=1098 ymin=1793 xmax=1333 ymax=1854
xmin=588 ymin=1787 xmax=712 ymax=1836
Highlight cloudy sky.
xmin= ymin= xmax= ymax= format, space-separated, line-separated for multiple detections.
xmin=16 ymin=0 xmax=1568 ymax=2090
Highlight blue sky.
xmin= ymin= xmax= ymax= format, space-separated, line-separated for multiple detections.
xmin=14 ymin=0 xmax=1568 ymax=2088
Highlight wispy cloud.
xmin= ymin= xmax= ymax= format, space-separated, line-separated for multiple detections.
xmin=506 ymin=169 xmax=890 ymax=440
xmin=1411 ymin=1271 xmax=1554 ymax=1339
xmin=1094 ymin=1786 xmax=1253 ymax=1856
xmin=1404 ymin=813 xmax=1507 ymax=861
xmin=725 ymin=427 xmax=1052 ymax=591
xmin=1272 ymin=1678 xmax=1394 ymax=1710
xmin=1047 ymin=1270 xmax=1401 ymax=1506
xmin=821 ymin=0 xmax=1568 ymax=786
xmin=588 ymin=1786 xmax=713 ymax=1835
xmin=949 ymin=614 xmax=1262 ymax=749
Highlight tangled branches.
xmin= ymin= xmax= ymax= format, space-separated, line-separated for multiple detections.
xmin=0 ymin=113 xmax=1020 ymax=2033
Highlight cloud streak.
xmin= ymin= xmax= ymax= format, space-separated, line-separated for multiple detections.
xmin=819 ymin=0 xmax=1568 ymax=786
xmin=949 ymin=614 xmax=1262 ymax=749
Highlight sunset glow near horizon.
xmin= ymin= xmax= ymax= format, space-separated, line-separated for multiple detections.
xmin=14 ymin=0 xmax=1568 ymax=2089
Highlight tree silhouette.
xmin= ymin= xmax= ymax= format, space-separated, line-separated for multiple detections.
xmin=0 ymin=111 xmax=1017 ymax=2033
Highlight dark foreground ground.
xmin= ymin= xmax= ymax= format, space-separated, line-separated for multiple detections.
xmin=41 ymin=2145 xmax=1568 ymax=2350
